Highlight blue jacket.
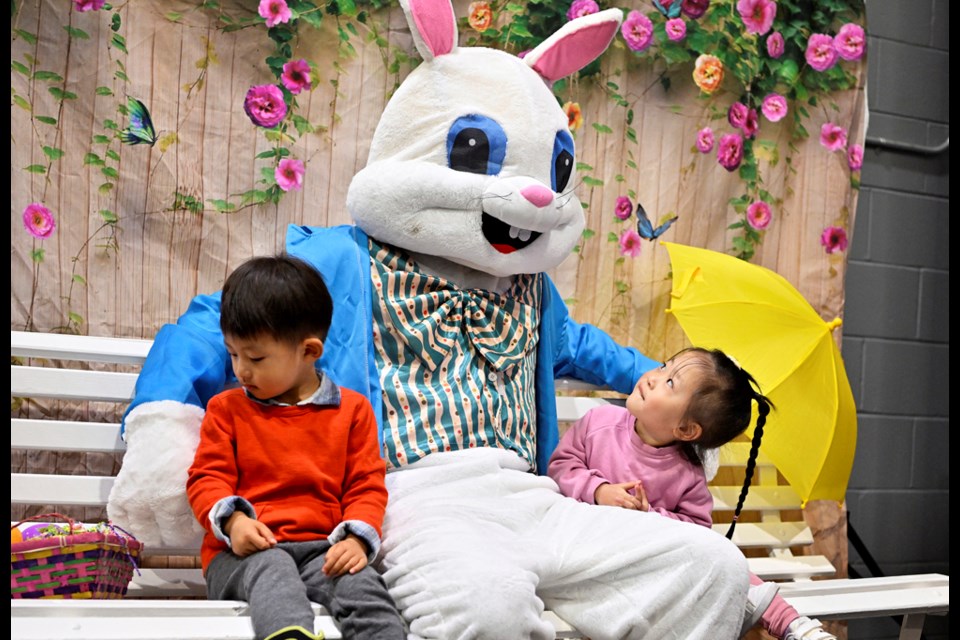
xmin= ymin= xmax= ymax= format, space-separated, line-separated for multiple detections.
xmin=125 ymin=224 xmax=658 ymax=472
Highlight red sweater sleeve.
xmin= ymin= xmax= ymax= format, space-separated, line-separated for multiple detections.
xmin=186 ymin=393 xmax=240 ymax=533
xmin=339 ymin=390 xmax=388 ymax=535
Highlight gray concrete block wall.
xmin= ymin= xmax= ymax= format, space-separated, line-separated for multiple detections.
xmin=841 ymin=1 xmax=949 ymax=638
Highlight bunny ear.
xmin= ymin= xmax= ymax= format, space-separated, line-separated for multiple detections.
xmin=523 ymin=8 xmax=623 ymax=84
xmin=398 ymin=0 xmax=458 ymax=62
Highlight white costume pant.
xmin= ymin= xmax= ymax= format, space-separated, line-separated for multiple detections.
xmin=380 ymin=449 xmax=748 ymax=640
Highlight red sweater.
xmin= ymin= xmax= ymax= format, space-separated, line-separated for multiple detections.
xmin=186 ymin=387 xmax=388 ymax=571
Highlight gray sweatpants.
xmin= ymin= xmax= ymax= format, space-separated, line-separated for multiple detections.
xmin=206 ymin=539 xmax=405 ymax=640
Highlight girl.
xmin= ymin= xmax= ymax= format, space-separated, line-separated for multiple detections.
xmin=548 ymin=347 xmax=835 ymax=640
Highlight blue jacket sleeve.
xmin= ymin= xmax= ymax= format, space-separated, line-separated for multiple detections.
xmin=121 ymin=291 xmax=233 ymax=436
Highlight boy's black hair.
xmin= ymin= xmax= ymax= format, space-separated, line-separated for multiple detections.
xmin=671 ymin=347 xmax=774 ymax=540
xmin=220 ymin=254 xmax=333 ymax=344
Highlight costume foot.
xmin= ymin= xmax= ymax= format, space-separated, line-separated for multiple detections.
xmin=740 ymin=580 xmax=779 ymax=637
xmin=264 ymin=625 xmax=323 ymax=640
xmin=784 ymin=616 xmax=837 ymax=640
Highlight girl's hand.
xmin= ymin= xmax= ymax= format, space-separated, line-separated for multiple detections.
xmin=594 ymin=481 xmax=645 ymax=510
xmin=323 ymin=534 xmax=368 ymax=577
xmin=224 ymin=512 xmax=277 ymax=557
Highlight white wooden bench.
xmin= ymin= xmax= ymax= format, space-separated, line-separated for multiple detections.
xmin=11 ymin=331 xmax=949 ymax=640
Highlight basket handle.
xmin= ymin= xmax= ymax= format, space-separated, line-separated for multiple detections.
xmin=10 ymin=512 xmax=78 ymax=534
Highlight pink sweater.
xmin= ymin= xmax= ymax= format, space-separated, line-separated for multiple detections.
xmin=547 ymin=404 xmax=713 ymax=526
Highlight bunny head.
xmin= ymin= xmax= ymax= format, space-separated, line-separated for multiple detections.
xmin=346 ymin=0 xmax=623 ymax=278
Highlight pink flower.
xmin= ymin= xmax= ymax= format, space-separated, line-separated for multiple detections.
xmin=696 ymin=127 xmax=715 ymax=153
xmin=761 ymin=93 xmax=787 ymax=122
xmin=275 ymin=158 xmax=305 ymax=192
xmin=742 ymin=108 xmax=759 ymax=139
xmin=820 ymin=226 xmax=848 ymax=254
xmin=766 ymin=31 xmax=784 ymax=58
xmin=280 ymin=59 xmax=311 ymax=95
xmin=259 ymin=0 xmax=292 ymax=28
xmin=244 ymin=84 xmax=287 ymax=128
xmin=619 ymin=228 xmax=643 ymax=258
xmin=835 ymin=22 xmax=866 ymax=61
xmin=717 ymin=133 xmax=744 ymax=171
xmin=746 ymin=201 xmax=772 ymax=230
xmin=73 ymin=0 xmax=106 ymax=11
xmin=728 ymin=102 xmax=748 ymax=129
xmin=22 ymin=203 xmax=56 ymax=239
xmin=567 ymin=0 xmax=599 ymax=20
xmin=819 ymin=122 xmax=848 ymax=152
xmin=806 ymin=33 xmax=838 ymax=72
xmin=736 ymin=0 xmax=776 ymax=36
xmin=666 ymin=18 xmax=687 ymax=41
xmin=614 ymin=196 xmax=633 ymax=221
xmin=621 ymin=11 xmax=654 ymax=52
xmin=681 ymin=0 xmax=709 ymax=20
xmin=847 ymin=144 xmax=864 ymax=171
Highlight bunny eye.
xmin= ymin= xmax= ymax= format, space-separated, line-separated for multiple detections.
xmin=447 ymin=115 xmax=506 ymax=176
xmin=552 ymin=130 xmax=574 ymax=192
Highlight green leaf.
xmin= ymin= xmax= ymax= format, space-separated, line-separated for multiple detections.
xmin=777 ymin=58 xmax=799 ymax=83
xmin=98 ymin=182 xmax=114 ymax=194
xmin=106 ymin=149 xmax=120 ymax=161
xmin=33 ymin=71 xmax=63 ymax=82
xmin=95 ymin=86 xmax=114 ymax=96
xmin=72 ymin=274 xmax=87 ymax=285
xmin=68 ymin=311 xmax=85 ymax=326
xmin=93 ymin=134 xmax=112 ymax=144
xmin=24 ymin=164 xmax=46 ymax=174
xmin=42 ymin=146 xmax=65 ymax=160
xmin=30 ymin=248 xmax=45 ymax=263
xmin=738 ymin=162 xmax=757 ymax=182
xmin=607 ymin=232 xmax=618 ymax=242
xmin=615 ymin=280 xmax=629 ymax=294
xmin=111 ymin=33 xmax=128 ymax=54
xmin=35 ymin=115 xmax=57 ymax=125
xmin=14 ymin=29 xmax=37 ymax=45
xmin=83 ymin=153 xmax=104 ymax=166
xmin=13 ymin=95 xmax=31 ymax=111
xmin=11 ymin=60 xmax=29 ymax=75
xmin=581 ymin=228 xmax=596 ymax=240
xmin=576 ymin=162 xmax=593 ymax=172
xmin=111 ymin=12 xmax=121 ymax=31
xmin=581 ymin=176 xmax=604 ymax=187
xmin=99 ymin=209 xmax=118 ymax=223
xmin=166 ymin=11 xmax=183 ymax=21
xmin=208 ymin=199 xmax=236 ymax=212
xmin=63 ymin=26 xmax=90 ymax=39
xmin=591 ymin=123 xmax=613 ymax=134
xmin=101 ymin=166 xmax=119 ymax=179
xmin=48 ymin=87 xmax=78 ymax=101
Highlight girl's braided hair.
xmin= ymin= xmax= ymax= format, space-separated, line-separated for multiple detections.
xmin=672 ymin=347 xmax=774 ymax=540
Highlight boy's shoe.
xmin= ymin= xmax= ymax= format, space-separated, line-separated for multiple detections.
xmin=784 ymin=616 xmax=837 ymax=640
xmin=265 ymin=625 xmax=324 ymax=640
xmin=740 ymin=581 xmax=780 ymax=637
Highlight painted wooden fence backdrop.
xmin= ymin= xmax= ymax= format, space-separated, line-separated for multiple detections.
xmin=11 ymin=0 xmax=866 ymax=623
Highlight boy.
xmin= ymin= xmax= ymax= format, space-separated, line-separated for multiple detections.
xmin=186 ymin=255 xmax=405 ymax=640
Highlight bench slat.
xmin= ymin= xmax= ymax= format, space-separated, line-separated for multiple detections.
xmin=12 ymin=472 xmax=113 ymax=506
xmin=12 ymin=365 xmax=138 ymax=402
xmin=11 ymin=330 xmax=152 ymax=364
xmin=12 ymin=419 xmax=124 ymax=452
xmin=747 ymin=556 xmax=837 ymax=581
xmin=712 ymin=521 xmax=814 ymax=549
xmin=778 ymin=574 xmax=950 ymax=619
xmin=710 ymin=485 xmax=803 ymax=511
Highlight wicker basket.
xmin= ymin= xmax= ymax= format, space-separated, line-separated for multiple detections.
xmin=11 ymin=513 xmax=143 ymax=599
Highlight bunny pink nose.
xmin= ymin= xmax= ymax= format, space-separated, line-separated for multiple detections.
xmin=520 ymin=185 xmax=554 ymax=207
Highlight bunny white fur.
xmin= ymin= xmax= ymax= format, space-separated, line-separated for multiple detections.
xmin=109 ymin=0 xmax=748 ymax=635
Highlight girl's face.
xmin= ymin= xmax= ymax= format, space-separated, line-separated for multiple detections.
xmin=626 ymin=351 xmax=708 ymax=447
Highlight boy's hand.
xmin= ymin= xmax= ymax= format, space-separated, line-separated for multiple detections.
xmin=224 ymin=512 xmax=277 ymax=557
xmin=323 ymin=534 xmax=368 ymax=577
xmin=595 ymin=481 xmax=647 ymax=511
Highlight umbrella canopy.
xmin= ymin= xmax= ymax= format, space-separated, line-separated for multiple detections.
xmin=662 ymin=241 xmax=856 ymax=504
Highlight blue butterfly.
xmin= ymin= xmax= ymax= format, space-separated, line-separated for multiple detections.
xmin=652 ymin=0 xmax=683 ymax=19
xmin=636 ymin=202 xmax=678 ymax=242
xmin=120 ymin=97 xmax=159 ymax=146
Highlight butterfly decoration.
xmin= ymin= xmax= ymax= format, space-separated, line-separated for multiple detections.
xmin=120 ymin=96 xmax=159 ymax=146
xmin=636 ymin=201 xmax=678 ymax=242
xmin=652 ymin=0 xmax=683 ymax=19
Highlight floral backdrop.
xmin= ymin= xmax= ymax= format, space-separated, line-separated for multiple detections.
xmin=11 ymin=0 xmax=865 ymax=623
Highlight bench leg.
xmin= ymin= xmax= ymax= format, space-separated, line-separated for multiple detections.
xmin=898 ymin=613 xmax=926 ymax=640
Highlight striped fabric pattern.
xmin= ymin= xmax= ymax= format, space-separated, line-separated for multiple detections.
xmin=369 ymin=240 xmax=541 ymax=470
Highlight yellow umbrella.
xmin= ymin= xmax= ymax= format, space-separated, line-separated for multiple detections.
xmin=662 ymin=241 xmax=856 ymax=504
